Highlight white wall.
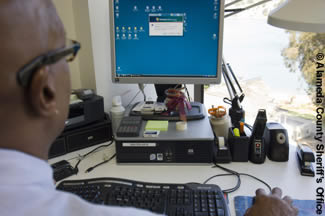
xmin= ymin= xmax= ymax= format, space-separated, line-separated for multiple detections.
xmin=52 ymin=0 xmax=81 ymax=89
xmin=72 ymin=0 xmax=97 ymax=90
xmin=53 ymin=0 xmax=97 ymax=90
xmin=88 ymin=0 xmax=157 ymax=113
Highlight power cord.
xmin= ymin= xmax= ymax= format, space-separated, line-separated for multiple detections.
xmin=85 ymin=154 xmax=116 ymax=173
xmin=239 ymin=173 xmax=272 ymax=192
xmin=205 ymin=163 xmax=241 ymax=194
xmin=204 ymin=163 xmax=272 ymax=194
xmin=74 ymin=141 xmax=114 ymax=171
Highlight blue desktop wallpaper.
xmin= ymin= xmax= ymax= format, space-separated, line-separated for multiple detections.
xmin=113 ymin=0 xmax=222 ymax=78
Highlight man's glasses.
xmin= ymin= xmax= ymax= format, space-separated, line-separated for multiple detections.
xmin=16 ymin=39 xmax=81 ymax=87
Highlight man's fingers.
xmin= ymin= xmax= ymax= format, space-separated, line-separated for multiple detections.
xmin=256 ymin=188 xmax=267 ymax=197
xmin=283 ymin=195 xmax=293 ymax=205
xmin=292 ymin=206 xmax=299 ymax=215
xmin=271 ymin=187 xmax=282 ymax=198
xmin=244 ymin=207 xmax=251 ymax=216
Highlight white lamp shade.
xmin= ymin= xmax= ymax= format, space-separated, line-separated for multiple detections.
xmin=268 ymin=0 xmax=325 ymax=33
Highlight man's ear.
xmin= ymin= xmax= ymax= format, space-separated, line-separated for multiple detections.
xmin=28 ymin=66 xmax=58 ymax=117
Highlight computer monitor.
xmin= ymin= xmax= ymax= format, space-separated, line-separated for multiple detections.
xmin=110 ymin=0 xmax=224 ymax=85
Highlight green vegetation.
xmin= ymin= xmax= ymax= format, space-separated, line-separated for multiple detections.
xmin=282 ymin=32 xmax=325 ymax=106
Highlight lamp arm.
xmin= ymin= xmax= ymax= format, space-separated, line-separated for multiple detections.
xmin=222 ymin=59 xmax=236 ymax=99
xmin=225 ymin=0 xmax=272 ymax=18
xmin=225 ymin=0 xmax=243 ymax=8
xmin=222 ymin=57 xmax=245 ymax=127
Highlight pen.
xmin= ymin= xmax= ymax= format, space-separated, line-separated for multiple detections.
xmin=240 ymin=122 xmax=245 ymax=135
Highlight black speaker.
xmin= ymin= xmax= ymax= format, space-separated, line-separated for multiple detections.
xmin=264 ymin=122 xmax=289 ymax=162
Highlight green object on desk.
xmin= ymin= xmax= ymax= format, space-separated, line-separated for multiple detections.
xmin=145 ymin=120 xmax=169 ymax=131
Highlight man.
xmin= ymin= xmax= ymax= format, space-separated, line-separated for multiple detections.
xmin=0 ymin=0 xmax=158 ymax=215
xmin=0 ymin=0 xmax=298 ymax=215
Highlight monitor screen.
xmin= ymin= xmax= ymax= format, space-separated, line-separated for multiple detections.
xmin=110 ymin=0 xmax=224 ymax=84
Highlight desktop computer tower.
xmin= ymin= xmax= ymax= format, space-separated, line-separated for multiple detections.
xmin=115 ymin=113 xmax=215 ymax=163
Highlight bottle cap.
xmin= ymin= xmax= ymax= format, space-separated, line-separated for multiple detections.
xmin=112 ymin=96 xmax=122 ymax=106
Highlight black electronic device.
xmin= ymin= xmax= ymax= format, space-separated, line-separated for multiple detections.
xmin=115 ymin=110 xmax=215 ymax=163
xmin=264 ymin=122 xmax=289 ymax=162
xmin=65 ymin=94 xmax=105 ymax=130
xmin=57 ymin=177 xmax=230 ymax=216
xmin=51 ymin=160 xmax=78 ymax=182
xmin=249 ymin=109 xmax=267 ymax=164
xmin=73 ymin=89 xmax=96 ymax=100
xmin=116 ymin=116 xmax=142 ymax=137
xmin=297 ymin=144 xmax=315 ymax=177
xmin=49 ymin=114 xmax=112 ymax=158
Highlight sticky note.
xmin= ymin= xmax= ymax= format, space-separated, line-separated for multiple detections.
xmin=145 ymin=120 xmax=169 ymax=131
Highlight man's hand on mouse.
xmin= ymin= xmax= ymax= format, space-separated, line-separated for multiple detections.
xmin=244 ymin=187 xmax=299 ymax=216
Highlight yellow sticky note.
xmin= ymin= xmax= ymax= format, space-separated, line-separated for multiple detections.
xmin=145 ymin=120 xmax=169 ymax=131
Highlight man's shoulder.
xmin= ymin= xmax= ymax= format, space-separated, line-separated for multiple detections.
xmin=0 ymin=186 xmax=161 ymax=216
xmin=49 ymin=189 xmax=163 ymax=216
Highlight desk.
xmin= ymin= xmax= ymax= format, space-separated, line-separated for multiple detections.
xmin=49 ymin=142 xmax=320 ymax=216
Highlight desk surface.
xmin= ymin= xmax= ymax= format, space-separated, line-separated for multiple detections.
xmin=49 ymin=142 xmax=320 ymax=216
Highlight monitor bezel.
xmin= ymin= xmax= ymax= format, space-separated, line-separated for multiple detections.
xmin=109 ymin=0 xmax=225 ymax=84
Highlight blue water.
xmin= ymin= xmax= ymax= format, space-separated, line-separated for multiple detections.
xmin=222 ymin=18 xmax=308 ymax=95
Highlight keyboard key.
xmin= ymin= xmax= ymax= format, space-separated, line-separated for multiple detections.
xmin=217 ymin=209 xmax=225 ymax=216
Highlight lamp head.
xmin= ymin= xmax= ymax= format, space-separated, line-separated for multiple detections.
xmin=268 ymin=0 xmax=325 ymax=33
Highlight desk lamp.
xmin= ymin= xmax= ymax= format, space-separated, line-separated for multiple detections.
xmin=267 ymin=0 xmax=325 ymax=33
xmin=221 ymin=0 xmax=274 ymax=127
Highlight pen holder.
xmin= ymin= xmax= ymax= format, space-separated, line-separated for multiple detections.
xmin=228 ymin=127 xmax=250 ymax=162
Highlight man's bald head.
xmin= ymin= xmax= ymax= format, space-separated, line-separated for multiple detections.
xmin=0 ymin=0 xmax=65 ymax=93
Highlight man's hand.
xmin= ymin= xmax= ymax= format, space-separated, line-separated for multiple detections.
xmin=244 ymin=187 xmax=299 ymax=216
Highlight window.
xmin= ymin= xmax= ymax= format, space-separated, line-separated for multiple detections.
xmin=204 ymin=0 xmax=322 ymax=151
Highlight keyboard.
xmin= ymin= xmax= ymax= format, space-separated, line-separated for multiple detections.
xmin=56 ymin=177 xmax=230 ymax=216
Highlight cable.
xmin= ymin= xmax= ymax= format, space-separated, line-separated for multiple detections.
xmin=138 ymin=84 xmax=146 ymax=102
xmin=204 ymin=173 xmax=241 ymax=194
xmin=85 ymin=154 xmax=116 ymax=173
xmin=211 ymin=163 xmax=241 ymax=194
xmin=184 ymin=84 xmax=191 ymax=102
xmin=245 ymin=123 xmax=253 ymax=131
xmin=204 ymin=163 xmax=272 ymax=194
xmin=74 ymin=141 xmax=113 ymax=170
xmin=126 ymin=90 xmax=141 ymax=108
xmin=239 ymin=173 xmax=272 ymax=192
xmin=126 ymin=84 xmax=147 ymax=109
